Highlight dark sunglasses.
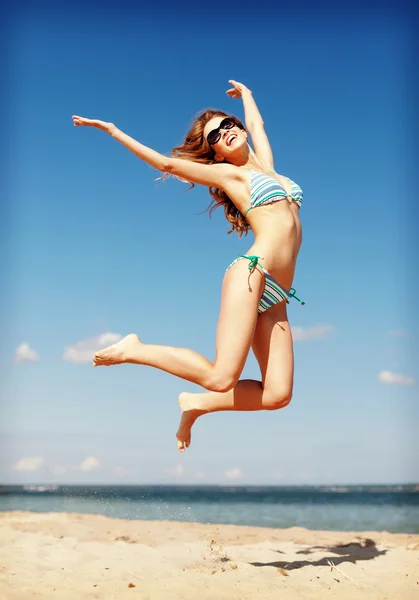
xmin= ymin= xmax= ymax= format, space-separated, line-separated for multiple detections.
xmin=206 ymin=117 xmax=238 ymax=146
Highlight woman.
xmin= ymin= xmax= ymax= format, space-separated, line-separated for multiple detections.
xmin=72 ymin=80 xmax=304 ymax=452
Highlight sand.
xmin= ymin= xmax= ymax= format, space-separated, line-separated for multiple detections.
xmin=0 ymin=511 xmax=418 ymax=599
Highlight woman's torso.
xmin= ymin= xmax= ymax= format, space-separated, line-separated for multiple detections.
xmin=226 ymin=168 xmax=303 ymax=289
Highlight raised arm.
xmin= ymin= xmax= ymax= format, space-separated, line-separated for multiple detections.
xmin=72 ymin=116 xmax=239 ymax=189
xmin=226 ymin=80 xmax=275 ymax=171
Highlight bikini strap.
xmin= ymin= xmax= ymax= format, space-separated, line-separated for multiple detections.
xmin=238 ymin=256 xmax=305 ymax=305
xmin=238 ymin=254 xmax=264 ymax=272
xmin=288 ymin=288 xmax=305 ymax=305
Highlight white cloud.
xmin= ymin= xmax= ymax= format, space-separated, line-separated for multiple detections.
xmin=63 ymin=332 xmax=122 ymax=364
xmin=77 ymin=456 xmax=100 ymax=472
xmin=13 ymin=456 xmax=44 ymax=472
xmin=14 ymin=342 xmax=39 ymax=363
xmin=225 ymin=467 xmax=242 ymax=480
xmin=291 ymin=324 xmax=335 ymax=342
xmin=378 ymin=371 xmax=415 ymax=386
xmin=387 ymin=330 xmax=408 ymax=338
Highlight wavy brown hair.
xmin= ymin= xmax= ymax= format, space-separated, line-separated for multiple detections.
xmin=164 ymin=109 xmax=250 ymax=236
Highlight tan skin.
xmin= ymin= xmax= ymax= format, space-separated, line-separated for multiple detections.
xmin=72 ymin=80 xmax=303 ymax=452
xmin=201 ymin=117 xmax=303 ymax=290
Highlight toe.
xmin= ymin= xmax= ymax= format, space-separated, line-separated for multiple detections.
xmin=177 ymin=439 xmax=185 ymax=452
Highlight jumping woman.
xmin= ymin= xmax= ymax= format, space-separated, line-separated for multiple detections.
xmin=72 ymin=80 xmax=304 ymax=452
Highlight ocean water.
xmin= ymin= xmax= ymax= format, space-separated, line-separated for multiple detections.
xmin=1 ymin=485 xmax=418 ymax=533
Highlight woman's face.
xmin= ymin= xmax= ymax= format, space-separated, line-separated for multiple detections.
xmin=203 ymin=116 xmax=247 ymax=161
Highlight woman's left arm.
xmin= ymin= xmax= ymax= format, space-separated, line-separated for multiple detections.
xmin=227 ymin=80 xmax=275 ymax=170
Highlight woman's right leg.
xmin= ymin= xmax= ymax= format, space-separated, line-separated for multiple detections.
xmin=93 ymin=259 xmax=264 ymax=392
xmin=176 ymin=301 xmax=294 ymax=451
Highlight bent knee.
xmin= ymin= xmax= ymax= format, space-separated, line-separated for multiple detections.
xmin=207 ymin=372 xmax=239 ymax=393
xmin=263 ymin=389 xmax=293 ymax=410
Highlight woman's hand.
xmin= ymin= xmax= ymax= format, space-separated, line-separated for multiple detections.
xmin=72 ymin=115 xmax=116 ymax=135
xmin=226 ymin=80 xmax=252 ymax=99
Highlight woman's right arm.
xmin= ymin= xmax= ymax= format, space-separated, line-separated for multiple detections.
xmin=72 ymin=115 xmax=240 ymax=189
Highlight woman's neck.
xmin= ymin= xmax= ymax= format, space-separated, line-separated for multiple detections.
xmin=229 ymin=146 xmax=267 ymax=171
xmin=243 ymin=148 xmax=267 ymax=171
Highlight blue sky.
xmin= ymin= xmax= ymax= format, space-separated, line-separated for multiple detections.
xmin=1 ymin=2 xmax=418 ymax=486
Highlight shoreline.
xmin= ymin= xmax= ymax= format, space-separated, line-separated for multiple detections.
xmin=1 ymin=508 xmax=418 ymax=538
xmin=1 ymin=511 xmax=419 ymax=599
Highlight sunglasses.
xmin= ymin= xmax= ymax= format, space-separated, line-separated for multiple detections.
xmin=206 ymin=117 xmax=238 ymax=146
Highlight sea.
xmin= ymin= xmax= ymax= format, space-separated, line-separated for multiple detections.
xmin=1 ymin=485 xmax=418 ymax=533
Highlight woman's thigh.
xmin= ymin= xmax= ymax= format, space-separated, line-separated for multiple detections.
xmin=213 ymin=259 xmax=265 ymax=385
xmin=252 ymin=301 xmax=294 ymax=406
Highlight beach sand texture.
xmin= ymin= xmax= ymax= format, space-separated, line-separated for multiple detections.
xmin=1 ymin=511 xmax=418 ymax=599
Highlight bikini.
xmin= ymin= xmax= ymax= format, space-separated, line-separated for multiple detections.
xmin=226 ymin=169 xmax=305 ymax=314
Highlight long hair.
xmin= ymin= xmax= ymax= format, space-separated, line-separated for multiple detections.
xmin=164 ymin=109 xmax=250 ymax=237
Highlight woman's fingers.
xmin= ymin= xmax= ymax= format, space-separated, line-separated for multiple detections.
xmin=228 ymin=80 xmax=252 ymax=96
xmin=72 ymin=116 xmax=113 ymax=134
xmin=72 ymin=115 xmax=87 ymax=125
xmin=229 ymin=79 xmax=244 ymax=91
xmin=226 ymin=88 xmax=240 ymax=98
xmin=72 ymin=115 xmax=97 ymax=127
xmin=227 ymin=80 xmax=245 ymax=98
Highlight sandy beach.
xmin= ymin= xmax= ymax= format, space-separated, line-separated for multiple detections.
xmin=1 ymin=511 xmax=418 ymax=599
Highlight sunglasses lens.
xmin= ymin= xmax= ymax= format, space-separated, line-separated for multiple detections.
xmin=207 ymin=130 xmax=220 ymax=145
xmin=222 ymin=118 xmax=235 ymax=130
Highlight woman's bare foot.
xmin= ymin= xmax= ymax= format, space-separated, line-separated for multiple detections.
xmin=93 ymin=333 xmax=142 ymax=367
xmin=176 ymin=392 xmax=206 ymax=452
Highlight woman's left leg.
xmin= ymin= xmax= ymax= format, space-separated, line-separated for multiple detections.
xmin=175 ymin=301 xmax=294 ymax=451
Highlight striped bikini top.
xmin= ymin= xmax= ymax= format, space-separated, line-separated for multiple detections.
xmin=245 ymin=169 xmax=303 ymax=216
